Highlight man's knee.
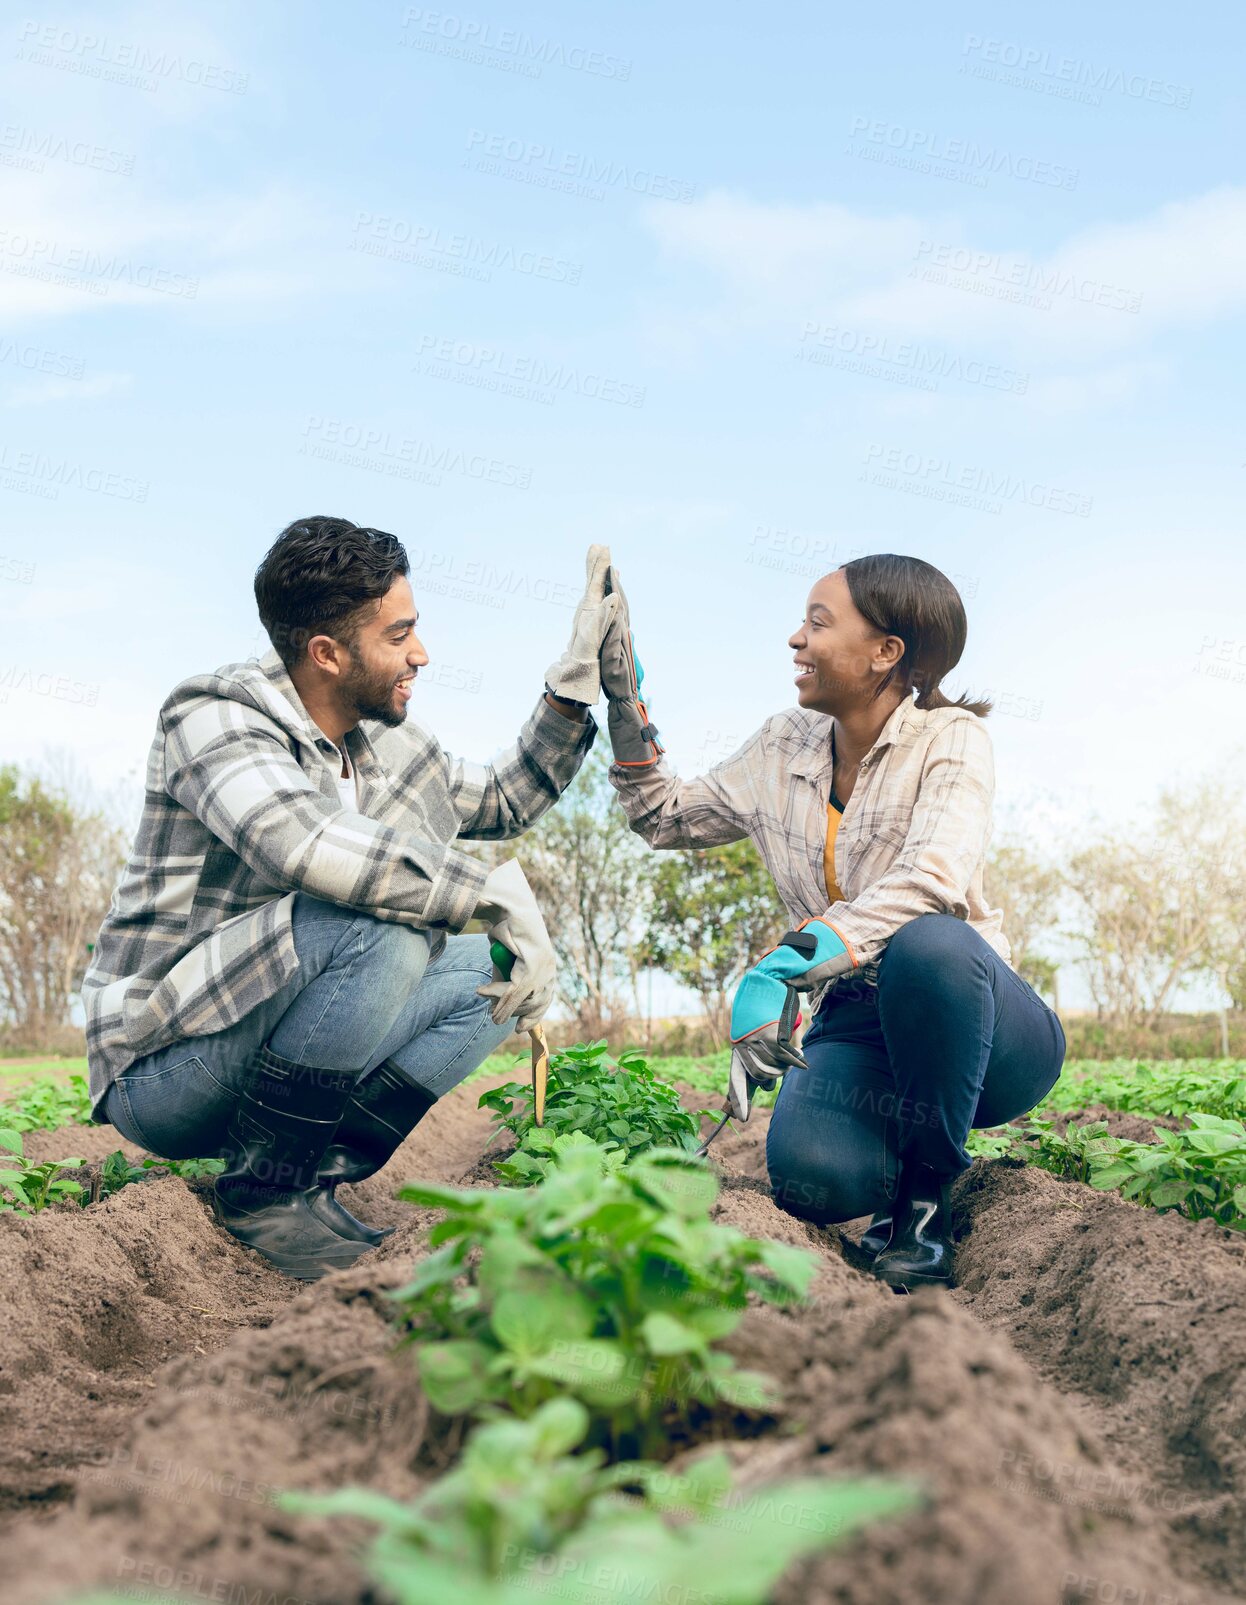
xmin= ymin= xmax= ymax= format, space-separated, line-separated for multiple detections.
xmin=292 ymin=894 xmax=432 ymax=992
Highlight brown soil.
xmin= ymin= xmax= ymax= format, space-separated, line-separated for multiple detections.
xmin=1043 ymin=1103 xmax=1184 ymax=1141
xmin=1 ymin=1084 xmax=1242 ymax=1605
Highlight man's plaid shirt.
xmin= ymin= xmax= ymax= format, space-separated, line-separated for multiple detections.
xmin=83 ymin=648 xmax=596 ymax=1119
xmin=608 ymin=690 xmax=1012 ymax=1008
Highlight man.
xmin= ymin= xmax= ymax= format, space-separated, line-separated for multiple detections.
xmin=83 ymin=516 xmax=617 ymax=1281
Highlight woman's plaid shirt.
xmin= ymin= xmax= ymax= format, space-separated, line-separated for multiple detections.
xmin=82 ymin=648 xmax=595 ymax=1119
xmin=608 ymin=690 xmax=1012 ymax=1006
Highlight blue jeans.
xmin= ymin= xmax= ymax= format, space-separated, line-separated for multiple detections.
xmin=100 ymin=893 xmax=517 ymax=1161
xmin=766 ymin=913 xmax=1066 ymax=1225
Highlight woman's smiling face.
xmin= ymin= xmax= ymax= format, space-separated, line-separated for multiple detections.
xmin=788 ymin=569 xmax=904 ymax=714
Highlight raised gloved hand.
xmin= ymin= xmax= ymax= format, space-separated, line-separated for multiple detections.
xmin=600 ymin=560 xmax=663 ymax=767
xmin=725 ymin=919 xmax=857 ymax=1122
xmin=473 ymin=859 xmax=559 ymax=1033
xmin=543 ymin=544 xmax=619 ymax=705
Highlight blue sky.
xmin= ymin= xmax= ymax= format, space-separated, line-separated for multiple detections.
xmin=3 ymin=2 xmax=1245 ymax=1003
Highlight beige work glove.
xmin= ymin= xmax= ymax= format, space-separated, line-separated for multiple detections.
xmin=543 ymin=544 xmax=620 ymax=705
xmin=474 ymin=859 xmax=559 ymax=1033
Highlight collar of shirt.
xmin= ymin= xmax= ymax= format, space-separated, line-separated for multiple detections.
xmin=787 ymin=688 xmax=919 ymax=782
xmin=257 ymin=646 xmax=383 ymax=785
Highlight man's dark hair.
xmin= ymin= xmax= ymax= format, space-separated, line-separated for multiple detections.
xmin=254 ymin=516 xmax=410 ymax=672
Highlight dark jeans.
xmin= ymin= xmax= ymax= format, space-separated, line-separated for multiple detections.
xmin=100 ymin=893 xmax=516 ymax=1162
xmin=766 ymin=913 xmax=1066 ymax=1225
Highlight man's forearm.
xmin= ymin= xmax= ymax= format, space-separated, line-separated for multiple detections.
xmin=544 ymin=689 xmax=589 ymax=722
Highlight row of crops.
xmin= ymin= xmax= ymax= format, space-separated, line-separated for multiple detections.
xmin=3 ymin=1051 xmax=924 ymax=1602
xmin=965 ymin=1058 xmax=1246 ymax=1230
xmin=4 ymin=1052 xmax=1246 ymax=1229
xmin=3 ymin=1048 xmax=1244 ymax=1597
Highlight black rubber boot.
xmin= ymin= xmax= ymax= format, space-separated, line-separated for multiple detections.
xmin=871 ymin=1164 xmax=956 ymax=1291
xmin=313 ymin=1061 xmax=438 ymax=1245
xmin=858 ymin=1209 xmax=895 ymax=1260
xmin=213 ymin=1045 xmax=374 ymax=1281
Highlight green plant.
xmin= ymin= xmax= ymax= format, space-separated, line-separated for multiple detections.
xmin=281 ymin=1396 xmax=921 ymax=1605
xmin=95 ymin=1148 xmax=225 ymax=1200
xmin=0 ymin=1126 xmax=86 ymax=1214
xmin=1041 ymin=1059 xmax=1246 ymax=1121
xmin=970 ymin=1112 xmax=1246 ymax=1230
xmin=391 ymin=1138 xmax=816 ymax=1456
xmin=479 ymin=1041 xmax=704 ymax=1183
xmin=0 ymin=1072 xmax=93 ymax=1133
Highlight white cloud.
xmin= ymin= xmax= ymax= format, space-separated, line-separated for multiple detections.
xmin=642 ymin=185 xmax=1246 ymax=367
xmin=2 ymin=371 xmax=134 ymax=406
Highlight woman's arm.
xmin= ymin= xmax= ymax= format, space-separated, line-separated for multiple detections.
xmin=823 ymin=715 xmax=996 ymax=966
xmin=607 ymin=724 xmax=766 ymax=850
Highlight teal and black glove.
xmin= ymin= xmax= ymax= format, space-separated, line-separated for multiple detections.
xmin=600 ymin=561 xmax=664 ymax=768
xmin=726 ymin=918 xmax=856 ymax=1122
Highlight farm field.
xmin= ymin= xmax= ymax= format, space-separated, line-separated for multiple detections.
xmin=1 ymin=1053 xmax=1244 ymax=1605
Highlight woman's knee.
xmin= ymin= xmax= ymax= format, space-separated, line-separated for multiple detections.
xmin=767 ymin=1123 xmax=890 ymax=1224
xmin=880 ymin=913 xmax=973 ymax=977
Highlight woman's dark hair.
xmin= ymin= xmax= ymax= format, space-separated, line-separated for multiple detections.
xmin=839 ymin=554 xmax=992 ymax=718
xmin=254 ymin=516 xmax=409 ymax=672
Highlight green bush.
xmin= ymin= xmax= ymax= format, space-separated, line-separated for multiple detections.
xmin=479 ymin=1041 xmax=704 ymax=1183
xmin=391 ymin=1138 xmax=815 ymax=1457
xmin=281 ymin=1395 xmax=920 ymax=1605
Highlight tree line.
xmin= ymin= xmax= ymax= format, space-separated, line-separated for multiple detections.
xmin=1 ymin=753 xmax=1243 ymax=1055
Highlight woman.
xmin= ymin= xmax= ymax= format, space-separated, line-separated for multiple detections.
xmin=599 ymin=553 xmax=1065 ymax=1290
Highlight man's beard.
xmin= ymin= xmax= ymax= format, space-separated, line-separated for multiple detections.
xmin=341 ymin=654 xmax=407 ymax=727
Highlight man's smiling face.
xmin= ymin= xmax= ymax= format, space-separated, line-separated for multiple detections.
xmin=336 ymin=574 xmax=429 ymax=727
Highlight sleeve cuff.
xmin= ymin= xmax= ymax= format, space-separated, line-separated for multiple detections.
xmin=528 ymin=692 xmax=600 ymax=754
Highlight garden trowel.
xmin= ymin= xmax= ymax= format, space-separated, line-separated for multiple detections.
xmin=489 ymin=940 xmax=549 ymax=1125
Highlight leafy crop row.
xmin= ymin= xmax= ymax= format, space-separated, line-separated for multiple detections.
xmin=295 ymin=1044 xmax=919 ymax=1600
xmin=479 ymin=1041 xmax=704 ymax=1182
xmin=968 ymin=1113 xmax=1246 ymax=1230
xmin=392 ymin=1138 xmax=812 ymax=1457
xmin=283 ymin=1395 xmax=918 ymax=1605
xmin=0 ymin=1125 xmax=222 ymax=1216
xmin=1040 ymin=1058 xmax=1246 ymax=1121
xmin=0 ymin=1072 xmax=92 ymax=1132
